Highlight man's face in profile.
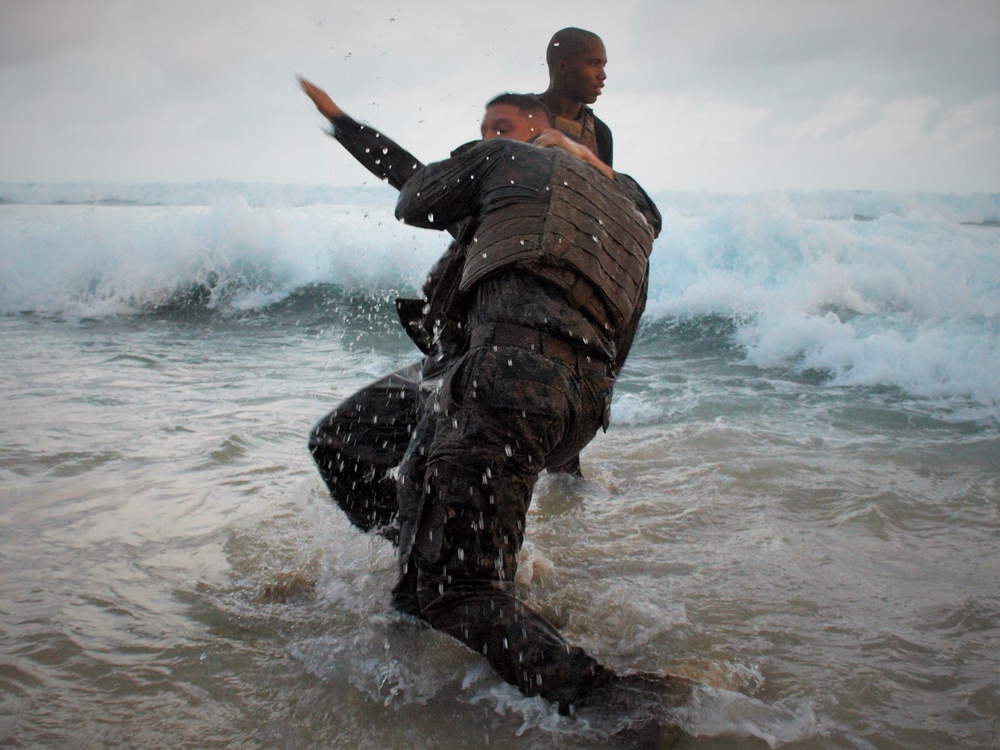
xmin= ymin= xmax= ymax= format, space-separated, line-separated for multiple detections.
xmin=480 ymin=104 xmax=543 ymax=143
xmin=559 ymin=39 xmax=607 ymax=105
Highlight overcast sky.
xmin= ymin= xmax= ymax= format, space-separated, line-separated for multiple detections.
xmin=1 ymin=0 xmax=998 ymax=193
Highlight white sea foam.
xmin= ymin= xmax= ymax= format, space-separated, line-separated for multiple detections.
xmin=0 ymin=196 xmax=442 ymax=315
xmin=677 ymin=685 xmax=824 ymax=748
xmin=645 ymin=192 xmax=1000 ymax=410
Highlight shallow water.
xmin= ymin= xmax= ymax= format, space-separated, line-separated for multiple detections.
xmin=2 ymin=302 xmax=997 ymax=749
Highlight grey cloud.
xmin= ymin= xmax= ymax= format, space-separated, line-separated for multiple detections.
xmin=0 ymin=0 xmax=111 ymax=66
xmin=628 ymin=0 xmax=1000 ymax=106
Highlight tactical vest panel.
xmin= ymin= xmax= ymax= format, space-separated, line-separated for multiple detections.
xmin=460 ymin=150 xmax=653 ymax=332
xmin=461 ymin=203 xmax=546 ymax=283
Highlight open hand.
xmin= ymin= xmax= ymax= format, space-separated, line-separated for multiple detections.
xmin=533 ymin=128 xmax=580 ymax=155
xmin=298 ymin=76 xmax=345 ymax=121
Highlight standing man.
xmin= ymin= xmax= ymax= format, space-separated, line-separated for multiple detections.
xmin=390 ymin=102 xmax=691 ymax=731
xmin=536 ymin=27 xmax=613 ymax=167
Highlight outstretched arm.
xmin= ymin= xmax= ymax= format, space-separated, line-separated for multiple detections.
xmin=299 ymin=76 xmax=468 ymax=237
xmin=299 ymin=76 xmax=423 ymax=192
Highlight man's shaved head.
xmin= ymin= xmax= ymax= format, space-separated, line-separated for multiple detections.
xmin=545 ymin=27 xmax=604 ymax=69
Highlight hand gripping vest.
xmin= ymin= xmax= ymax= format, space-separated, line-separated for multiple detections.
xmin=458 ymin=148 xmax=654 ymax=335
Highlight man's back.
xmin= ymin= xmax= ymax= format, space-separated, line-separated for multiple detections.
xmin=396 ymin=139 xmax=655 ymax=346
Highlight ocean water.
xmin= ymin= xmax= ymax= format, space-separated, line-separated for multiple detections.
xmin=1 ymin=182 xmax=998 ymax=749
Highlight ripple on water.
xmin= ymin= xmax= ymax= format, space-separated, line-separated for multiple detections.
xmin=0 ymin=448 xmax=123 ymax=478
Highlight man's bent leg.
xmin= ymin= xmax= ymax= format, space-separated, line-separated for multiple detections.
xmin=409 ymin=447 xmax=610 ymax=712
xmin=309 ymin=362 xmax=421 ymax=535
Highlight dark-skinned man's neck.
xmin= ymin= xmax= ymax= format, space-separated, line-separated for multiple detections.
xmin=537 ymin=90 xmax=583 ymax=121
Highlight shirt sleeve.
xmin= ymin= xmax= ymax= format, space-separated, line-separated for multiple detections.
xmin=395 ymin=141 xmax=501 ymax=230
xmin=328 ymin=115 xmax=424 ymax=191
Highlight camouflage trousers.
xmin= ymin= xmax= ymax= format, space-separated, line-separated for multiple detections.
xmin=307 ymin=362 xmax=422 ymax=535
xmin=393 ymin=341 xmax=616 ymax=711
xmin=307 ymin=356 xmax=581 ymax=536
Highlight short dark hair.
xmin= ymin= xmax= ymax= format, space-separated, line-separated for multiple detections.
xmin=546 ymin=27 xmax=602 ymax=69
xmin=485 ymin=93 xmax=551 ymax=126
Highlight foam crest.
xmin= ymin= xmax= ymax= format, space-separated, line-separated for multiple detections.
xmin=645 ymin=193 xmax=1000 ymax=410
xmin=0 ymin=197 xmax=442 ymax=316
xmin=677 ymin=685 xmax=823 ymax=747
